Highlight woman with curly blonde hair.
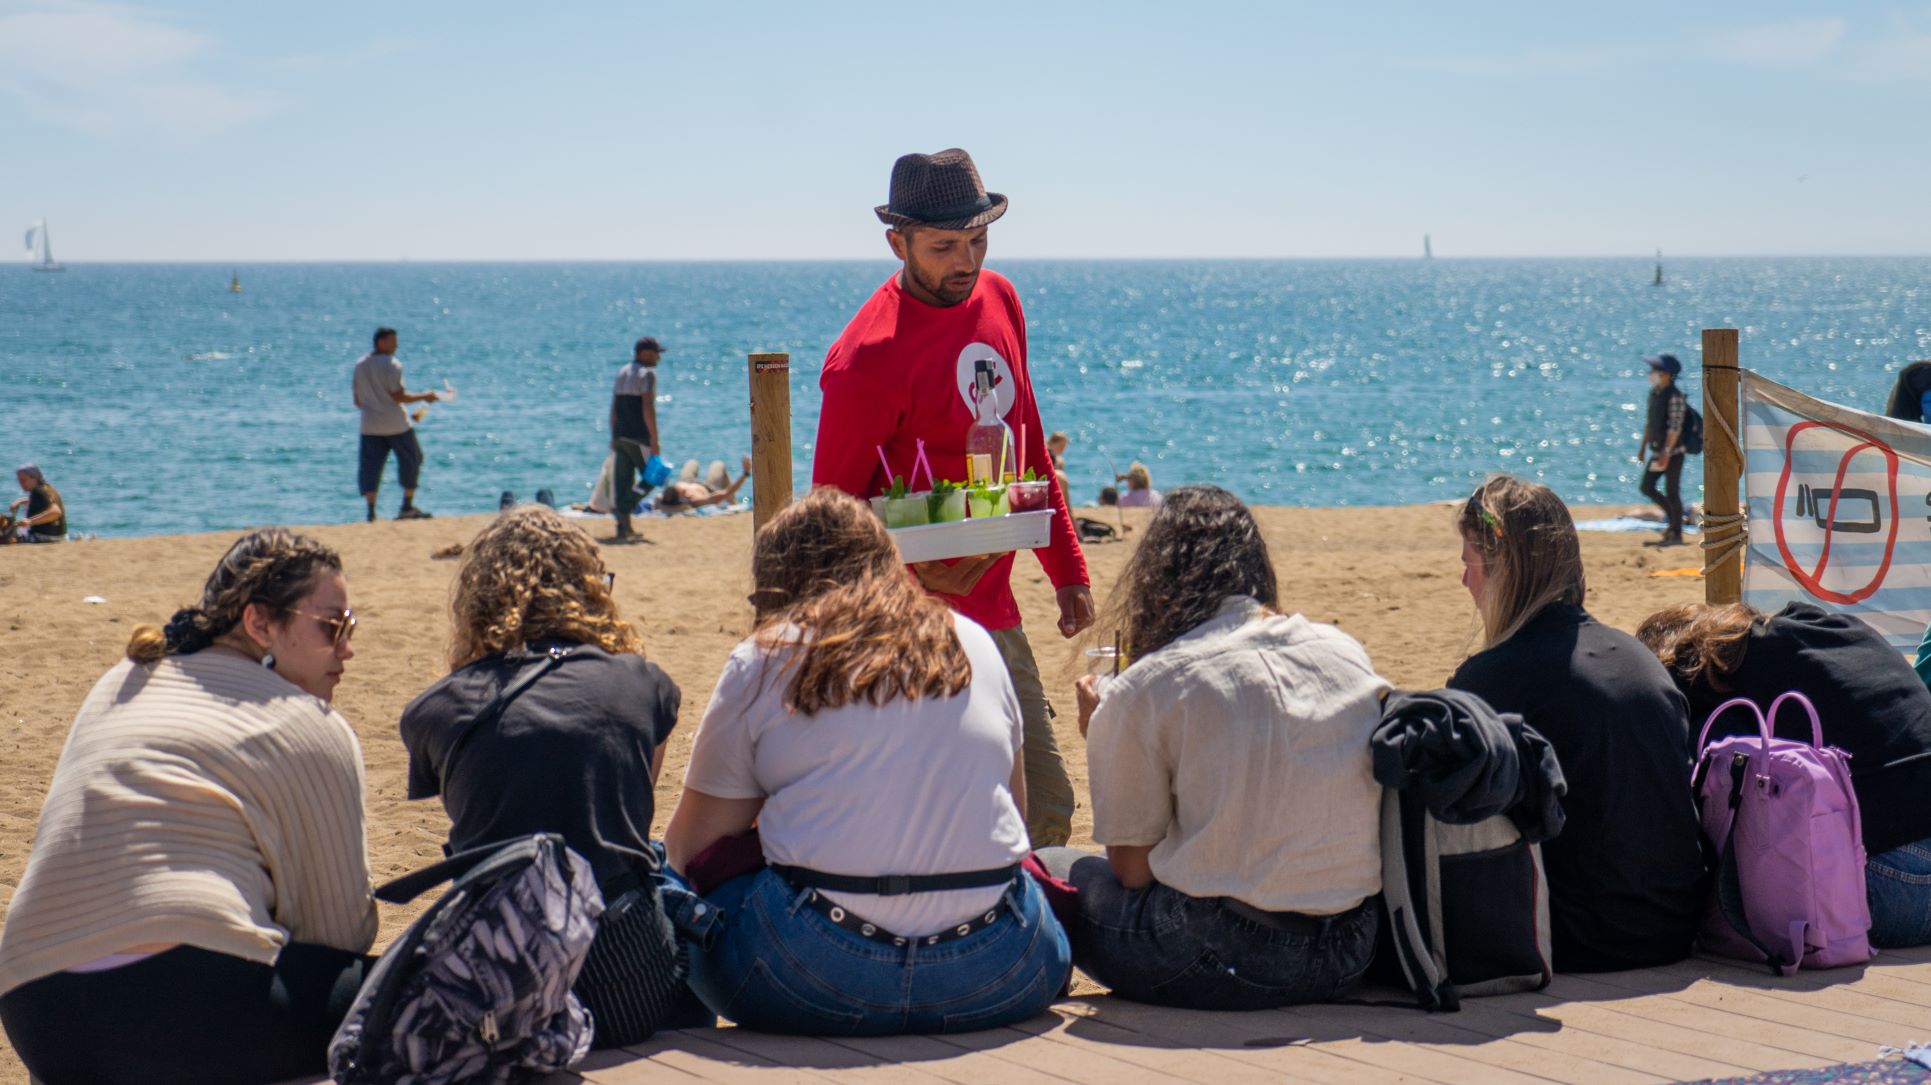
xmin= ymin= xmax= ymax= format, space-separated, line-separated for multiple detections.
xmin=401 ymin=505 xmax=704 ymax=1046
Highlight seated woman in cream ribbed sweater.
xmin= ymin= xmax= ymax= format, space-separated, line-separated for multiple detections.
xmin=0 ymin=529 xmax=377 ymax=1085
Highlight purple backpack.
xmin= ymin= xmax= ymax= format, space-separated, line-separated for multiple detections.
xmin=1693 ymin=691 xmax=1873 ymax=975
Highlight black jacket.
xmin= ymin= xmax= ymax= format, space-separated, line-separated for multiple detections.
xmin=1372 ymin=688 xmax=1566 ymax=843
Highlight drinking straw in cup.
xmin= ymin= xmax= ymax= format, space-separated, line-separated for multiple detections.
xmin=876 ymin=445 xmax=895 ymax=490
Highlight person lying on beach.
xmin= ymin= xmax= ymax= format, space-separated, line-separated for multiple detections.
xmin=657 ymin=456 xmax=752 ymax=511
xmin=400 ymin=506 xmax=707 ymax=1046
xmin=1640 ymin=602 xmax=1931 ymax=949
xmin=1447 ymin=475 xmax=1705 ymax=973
xmin=665 ymin=488 xmax=1070 ymax=1036
xmin=6 ymin=464 xmax=66 ymax=543
xmin=0 ymin=530 xmax=376 ymax=1085
xmin=1039 ymin=486 xmax=1386 ymax=1010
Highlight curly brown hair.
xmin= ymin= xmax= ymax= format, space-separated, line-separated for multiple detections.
xmin=1458 ymin=475 xmax=1586 ymax=649
xmin=751 ymin=487 xmax=970 ymax=716
xmin=448 ymin=506 xmax=642 ymax=669
xmin=126 ymin=529 xmax=343 ymax=663
xmin=1094 ymin=485 xmax=1277 ymax=660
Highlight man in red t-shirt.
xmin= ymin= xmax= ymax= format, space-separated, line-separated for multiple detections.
xmin=813 ymin=148 xmax=1093 ymax=847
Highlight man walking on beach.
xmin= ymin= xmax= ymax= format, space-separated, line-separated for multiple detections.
xmin=813 ymin=148 xmax=1094 ymax=848
xmin=352 ymin=326 xmax=439 ymax=522
xmin=1638 ymin=352 xmax=1687 ymax=547
xmin=608 ymin=337 xmax=664 ymax=543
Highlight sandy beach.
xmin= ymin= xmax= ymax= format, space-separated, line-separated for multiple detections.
xmin=0 ymin=502 xmax=1704 ymax=1083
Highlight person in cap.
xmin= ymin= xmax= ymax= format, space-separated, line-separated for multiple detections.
xmin=350 ymin=327 xmax=438 ymax=522
xmin=811 ymin=148 xmax=1093 ymax=848
xmin=609 ymin=337 xmax=665 ymax=543
xmin=7 ymin=465 xmax=66 ymax=543
xmin=1637 ymin=353 xmax=1687 ymax=547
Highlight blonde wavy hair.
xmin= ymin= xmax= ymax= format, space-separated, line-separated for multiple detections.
xmin=448 ymin=506 xmax=643 ymax=670
xmin=1458 ymin=475 xmax=1586 ymax=650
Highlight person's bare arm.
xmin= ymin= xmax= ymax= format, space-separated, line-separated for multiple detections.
xmin=390 ymin=388 xmax=439 ymax=405
xmin=19 ymin=500 xmax=60 ymax=529
xmin=1106 ymin=845 xmax=1155 ymax=889
xmin=913 ymin=553 xmax=1005 ymax=597
xmin=664 ymin=789 xmax=765 ymax=873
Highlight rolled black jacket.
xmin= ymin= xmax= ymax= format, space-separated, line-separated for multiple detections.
xmin=1371 ymin=688 xmax=1566 ymax=843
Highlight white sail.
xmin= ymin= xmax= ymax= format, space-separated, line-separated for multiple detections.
xmin=27 ymin=218 xmax=62 ymax=270
xmin=23 ymin=225 xmax=37 ymax=254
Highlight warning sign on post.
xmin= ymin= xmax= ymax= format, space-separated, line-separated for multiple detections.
xmin=1744 ymin=371 xmax=1931 ymax=652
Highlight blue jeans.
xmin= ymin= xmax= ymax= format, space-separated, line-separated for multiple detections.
xmin=1867 ymin=839 xmax=1931 ymax=948
xmin=685 ymin=867 xmax=1071 ymax=1035
xmin=1037 ymin=847 xmax=1377 ymax=1010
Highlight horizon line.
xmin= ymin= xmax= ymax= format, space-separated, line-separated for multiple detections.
xmin=16 ymin=252 xmax=1931 ymax=266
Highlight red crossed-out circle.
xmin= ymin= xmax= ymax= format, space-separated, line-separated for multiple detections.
xmin=1770 ymin=420 xmax=1901 ymax=605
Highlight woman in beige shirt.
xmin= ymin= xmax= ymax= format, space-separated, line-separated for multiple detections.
xmin=1038 ymin=486 xmax=1388 ymax=1009
xmin=0 ymin=529 xmax=376 ymax=1085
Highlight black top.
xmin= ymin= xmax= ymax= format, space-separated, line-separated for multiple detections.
xmin=611 ymin=363 xmax=655 ymax=444
xmin=1644 ymin=384 xmax=1685 ymax=451
xmin=400 ymin=642 xmax=681 ymax=887
xmin=1450 ymin=603 xmax=1706 ymax=973
xmin=26 ymin=483 xmax=64 ymax=536
xmin=1680 ymin=602 xmax=1931 ymax=856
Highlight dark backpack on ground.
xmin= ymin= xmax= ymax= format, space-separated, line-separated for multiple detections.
xmin=328 ymin=833 xmax=602 ymax=1085
xmin=1376 ymin=790 xmax=1554 ymax=1011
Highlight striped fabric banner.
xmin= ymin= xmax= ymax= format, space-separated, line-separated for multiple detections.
xmin=1743 ymin=370 xmax=1931 ymax=653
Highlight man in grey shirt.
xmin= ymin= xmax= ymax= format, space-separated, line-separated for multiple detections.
xmin=352 ymin=327 xmax=440 ymax=521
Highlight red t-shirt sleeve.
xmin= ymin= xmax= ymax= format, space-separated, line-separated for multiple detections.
xmin=812 ymin=349 xmax=900 ymax=498
xmin=1004 ymin=287 xmax=1089 ymax=591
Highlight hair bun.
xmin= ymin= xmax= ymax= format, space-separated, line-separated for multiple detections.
xmin=162 ymin=607 xmax=214 ymax=656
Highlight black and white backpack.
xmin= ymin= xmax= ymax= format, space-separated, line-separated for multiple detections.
xmin=328 ymin=833 xmax=603 ymax=1085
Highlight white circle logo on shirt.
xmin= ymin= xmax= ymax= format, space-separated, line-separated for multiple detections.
xmin=956 ymin=344 xmax=1015 ymax=417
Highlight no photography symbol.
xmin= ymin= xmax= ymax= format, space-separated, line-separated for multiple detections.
xmin=1770 ymin=420 xmax=1901 ymax=605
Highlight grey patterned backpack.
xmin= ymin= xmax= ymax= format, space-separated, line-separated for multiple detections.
xmin=328 ymin=832 xmax=603 ymax=1085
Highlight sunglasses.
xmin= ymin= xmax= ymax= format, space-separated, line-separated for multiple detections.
xmin=291 ymin=607 xmax=357 ymax=648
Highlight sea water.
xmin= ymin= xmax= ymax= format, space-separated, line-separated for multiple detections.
xmin=3 ymin=258 xmax=1926 ymax=538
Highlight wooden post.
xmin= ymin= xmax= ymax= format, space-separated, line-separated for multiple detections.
xmin=1702 ymin=327 xmax=1743 ymax=604
xmin=748 ymin=352 xmax=793 ymax=531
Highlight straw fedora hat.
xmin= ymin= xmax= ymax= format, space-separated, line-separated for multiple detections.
xmin=874 ymin=148 xmax=1008 ymax=231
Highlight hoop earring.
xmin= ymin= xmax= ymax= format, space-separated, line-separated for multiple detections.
xmin=261 ymin=653 xmax=276 ymax=671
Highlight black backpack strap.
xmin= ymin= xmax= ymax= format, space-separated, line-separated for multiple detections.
xmin=1711 ymin=756 xmax=1789 ymax=976
xmin=374 ymin=833 xmax=565 ymax=904
xmin=436 ymin=645 xmax=572 ymax=796
xmin=768 ymin=863 xmax=1021 ymax=897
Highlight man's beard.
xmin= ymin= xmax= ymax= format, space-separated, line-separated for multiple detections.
xmin=909 ymin=258 xmax=976 ymax=307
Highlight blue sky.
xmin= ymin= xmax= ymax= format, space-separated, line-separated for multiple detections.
xmin=6 ymin=1 xmax=1931 ymax=260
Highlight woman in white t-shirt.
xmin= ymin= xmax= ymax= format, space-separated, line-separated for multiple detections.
xmin=664 ymin=488 xmax=1071 ymax=1035
xmin=1039 ymin=486 xmax=1387 ymax=1009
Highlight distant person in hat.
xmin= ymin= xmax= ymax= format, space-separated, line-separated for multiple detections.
xmin=609 ymin=337 xmax=665 ymax=544
xmin=6 ymin=464 xmax=66 ymax=543
xmin=810 ymin=147 xmax=1094 ymax=848
xmin=1117 ymin=462 xmax=1162 ymax=509
xmin=351 ymin=327 xmax=438 ymax=522
xmin=1637 ymin=353 xmax=1688 ymax=547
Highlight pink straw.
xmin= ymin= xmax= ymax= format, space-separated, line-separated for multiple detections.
xmin=913 ymin=438 xmax=936 ymax=489
xmin=876 ymin=445 xmax=895 ymax=490
xmin=1018 ymin=424 xmax=1027 ymax=480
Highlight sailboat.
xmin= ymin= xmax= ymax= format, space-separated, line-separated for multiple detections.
xmin=229 ymin=271 xmax=242 ymax=294
xmin=1423 ymin=233 xmax=1434 ymax=260
xmin=1652 ymin=249 xmax=1664 ymax=287
xmin=23 ymin=219 xmax=63 ymax=272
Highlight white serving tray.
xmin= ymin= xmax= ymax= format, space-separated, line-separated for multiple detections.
xmin=889 ymin=509 xmax=1056 ymax=564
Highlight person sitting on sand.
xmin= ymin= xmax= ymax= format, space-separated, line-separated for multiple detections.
xmin=1038 ymin=486 xmax=1386 ymax=1010
xmin=665 ymin=488 xmax=1070 ymax=1036
xmin=1447 ymin=475 xmax=1705 ymax=972
xmin=1097 ymin=485 xmax=1120 ymax=507
xmin=1117 ymin=462 xmax=1162 ymax=508
xmin=1048 ymin=431 xmax=1071 ymax=492
xmin=6 ymin=464 xmax=66 ymax=543
xmin=0 ymin=530 xmax=376 ymax=1085
xmin=1640 ymin=602 xmax=1931 ymax=949
xmin=400 ymin=506 xmax=705 ymax=1046
xmin=657 ymin=456 xmax=752 ymax=512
